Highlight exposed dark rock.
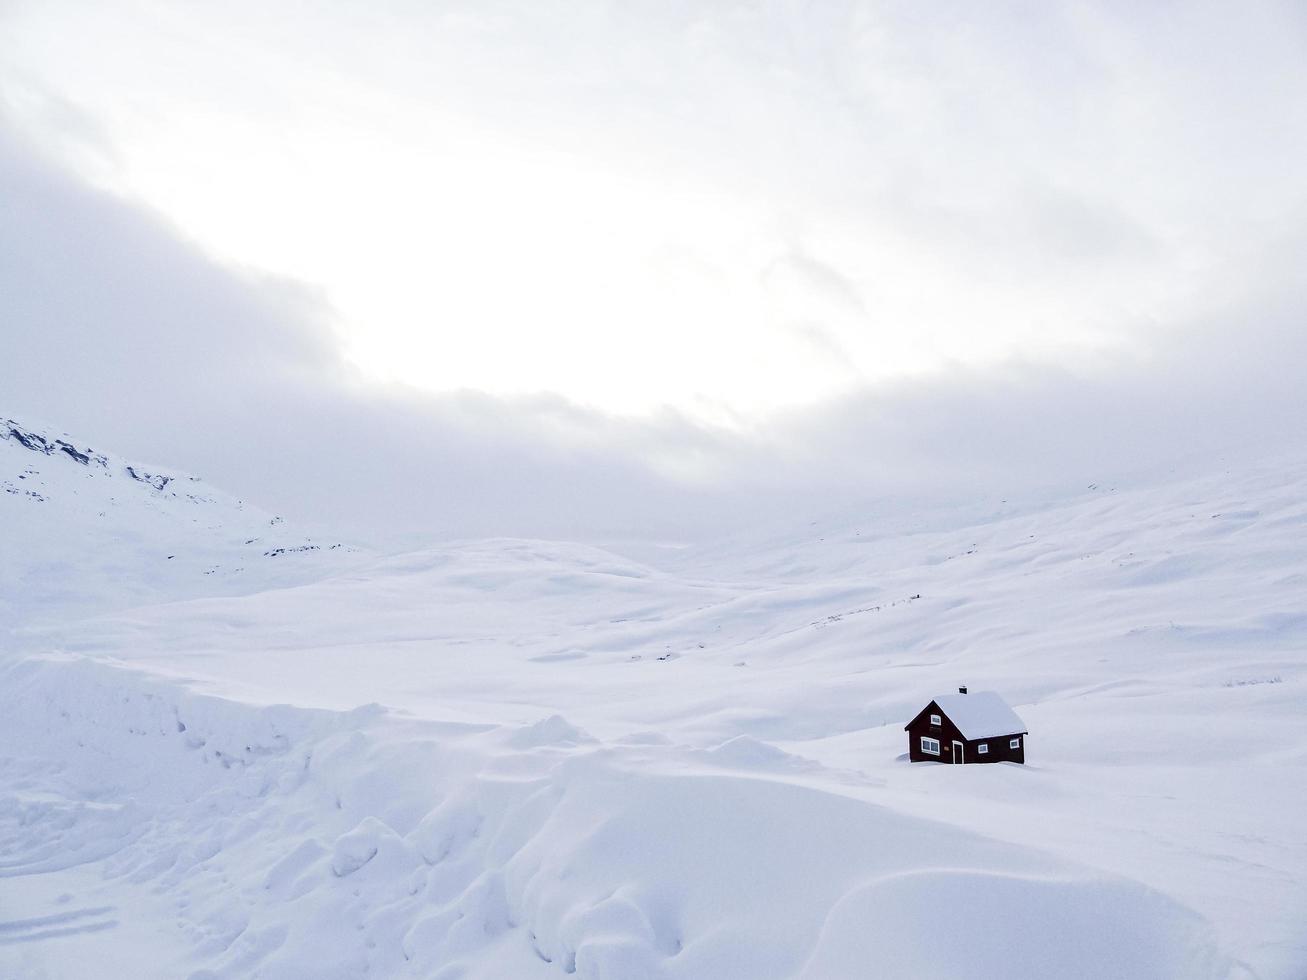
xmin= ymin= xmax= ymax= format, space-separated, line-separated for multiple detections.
xmin=2 ymin=481 xmax=46 ymax=501
xmin=264 ymin=545 xmax=321 ymax=558
xmin=56 ymin=442 xmax=91 ymax=465
xmin=4 ymin=420 xmax=105 ymax=467
xmin=126 ymin=466 xmax=173 ymax=492
xmin=5 ymin=424 xmax=51 ymax=453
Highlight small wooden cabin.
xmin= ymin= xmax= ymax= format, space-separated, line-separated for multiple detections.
xmin=905 ymin=687 xmax=1027 ymax=764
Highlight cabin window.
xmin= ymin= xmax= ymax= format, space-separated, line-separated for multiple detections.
xmin=1010 ymin=738 xmax=1020 ymax=749
xmin=920 ymin=737 xmax=940 ymax=755
xmin=929 ymin=713 xmax=941 ymax=727
xmin=978 ymin=743 xmax=989 ymax=755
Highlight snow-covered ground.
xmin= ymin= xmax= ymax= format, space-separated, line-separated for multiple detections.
xmin=1 ymin=417 xmax=369 ymax=630
xmin=2 ymin=417 xmax=1304 ymax=978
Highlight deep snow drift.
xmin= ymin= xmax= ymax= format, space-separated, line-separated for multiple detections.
xmin=2 ymin=417 xmax=1304 ymax=978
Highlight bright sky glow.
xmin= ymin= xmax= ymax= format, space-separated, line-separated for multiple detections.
xmin=3 ymin=2 xmax=1305 ymax=422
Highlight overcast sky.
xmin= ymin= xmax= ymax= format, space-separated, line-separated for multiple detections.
xmin=2 ymin=2 xmax=1305 ymax=543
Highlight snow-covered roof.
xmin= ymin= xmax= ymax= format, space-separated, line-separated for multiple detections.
xmin=931 ymin=691 xmax=1027 ymax=740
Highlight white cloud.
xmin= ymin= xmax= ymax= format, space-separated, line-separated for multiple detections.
xmin=2 ymin=119 xmax=1304 ymax=546
xmin=2 ymin=4 xmax=1305 ymax=543
xmin=4 ymin=1 xmax=1304 ymax=422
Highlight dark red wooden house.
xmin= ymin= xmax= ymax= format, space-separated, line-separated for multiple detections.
xmin=905 ymin=687 xmax=1027 ymax=764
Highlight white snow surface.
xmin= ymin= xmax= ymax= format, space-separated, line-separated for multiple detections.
xmin=926 ymin=691 xmax=1028 ymax=740
xmin=1 ymin=415 xmax=368 ymax=628
xmin=2 ymin=417 xmax=1305 ymax=978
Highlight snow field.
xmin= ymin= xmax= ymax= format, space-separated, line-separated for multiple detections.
xmin=0 ymin=657 xmax=1234 ymax=979
xmin=4 ymin=426 xmax=1307 ymax=976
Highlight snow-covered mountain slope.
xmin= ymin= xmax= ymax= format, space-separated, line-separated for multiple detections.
xmin=1 ymin=416 xmax=366 ymax=630
xmin=2 ymin=426 xmax=1305 ymax=978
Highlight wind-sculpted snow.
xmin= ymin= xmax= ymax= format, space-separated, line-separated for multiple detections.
xmin=0 ymin=658 xmax=1233 ymax=979
xmin=798 ymin=870 xmax=1224 ymax=979
xmin=2 ymin=429 xmax=1306 ymax=976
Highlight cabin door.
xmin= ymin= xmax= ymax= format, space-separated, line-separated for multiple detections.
xmin=951 ymin=741 xmax=964 ymax=764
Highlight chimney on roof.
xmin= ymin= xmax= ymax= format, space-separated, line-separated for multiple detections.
xmin=959 ymin=685 xmax=968 ymax=694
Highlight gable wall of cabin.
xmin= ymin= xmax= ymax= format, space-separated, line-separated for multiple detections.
xmin=906 ymin=701 xmax=966 ymax=762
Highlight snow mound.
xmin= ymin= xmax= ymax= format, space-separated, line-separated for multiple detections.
xmin=799 ymin=869 xmax=1228 ymax=979
xmin=698 ymin=735 xmax=817 ymax=773
xmin=331 ymin=816 xmax=417 ymax=878
xmin=508 ymin=714 xmax=597 ymax=749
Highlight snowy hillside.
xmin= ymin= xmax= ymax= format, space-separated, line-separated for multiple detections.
xmin=1 ymin=416 xmax=365 ymax=630
xmin=2 ymin=425 xmax=1305 ymax=978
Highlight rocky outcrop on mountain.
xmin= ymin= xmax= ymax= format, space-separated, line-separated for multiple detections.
xmin=3 ymin=419 xmax=108 ymax=469
xmin=2 ymin=414 xmax=364 ymax=629
xmin=4 ymin=417 xmax=187 ymax=494
xmin=126 ymin=465 xmax=173 ymax=492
